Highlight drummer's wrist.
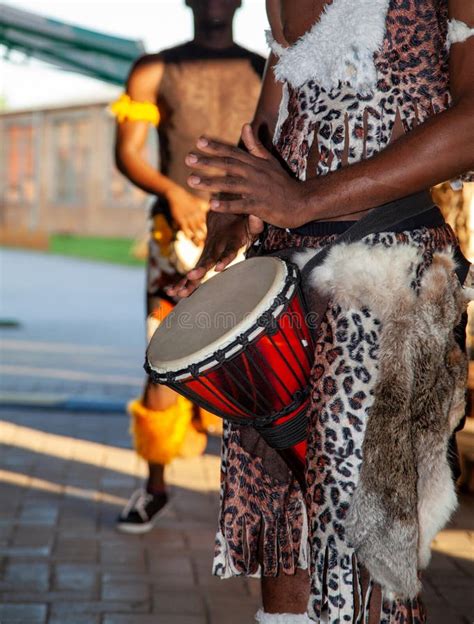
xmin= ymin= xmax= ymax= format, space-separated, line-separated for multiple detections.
xmin=297 ymin=175 xmax=339 ymax=223
xmin=291 ymin=179 xmax=327 ymax=226
xmin=163 ymin=181 xmax=185 ymax=202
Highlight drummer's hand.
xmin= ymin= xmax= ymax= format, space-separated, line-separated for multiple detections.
xmin=185 ymin=124 xmax=306 ymax=229
xmin=166 ymin=211 xmax=264 ymax=298
xmin=165 ymin=184 xmax=208 ymax=245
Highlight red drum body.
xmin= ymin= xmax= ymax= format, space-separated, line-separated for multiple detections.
xmin=146 ymin=257 xmax=314 ymax=487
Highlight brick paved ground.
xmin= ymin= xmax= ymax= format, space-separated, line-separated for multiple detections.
xmin=0 ymin=408 xmax=261 ymax=624
xmin=0 ymin=408 xmax=472 ymax=624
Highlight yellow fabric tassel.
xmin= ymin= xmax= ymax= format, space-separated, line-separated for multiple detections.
xmin=129 ymin=396 xmax=206 ymax=465
xmin=178 ymin=418 xmax=208 ymax=459
xmin=200 ymin=408 xmax=223 ymax=435
xmin=109 ymin=93 xmax=160 ymax=126
xmin=151 ymin=214 xmax=174 ymax=257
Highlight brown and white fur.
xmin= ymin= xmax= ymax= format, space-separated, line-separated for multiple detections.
xmin=295 ymin=242 xmax=470 ymax=599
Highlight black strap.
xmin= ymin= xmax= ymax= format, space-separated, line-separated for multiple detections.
xmin=256 ymin=409 xmax=308 ymax=450
xmin=300 ymin=190 xmax=434 ymax=282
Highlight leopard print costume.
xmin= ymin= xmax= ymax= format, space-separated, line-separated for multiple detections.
xmin=214 ymin=223 xmax=458 ymax=623
xmin=213 ymin=1 xmax=468 ymax=622
xmin=273 ymin=0 xmax=452 ymax=180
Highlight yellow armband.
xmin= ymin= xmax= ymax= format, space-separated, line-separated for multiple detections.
xmin=109 ymin=94 xmax=160 ymax=126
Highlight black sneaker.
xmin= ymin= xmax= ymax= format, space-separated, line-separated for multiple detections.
xmin=116 ymin=488 xmax=168 ymax=534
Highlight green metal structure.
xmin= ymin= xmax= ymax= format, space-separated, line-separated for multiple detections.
xmin=0 ymin=2 xmax=145 ymax=85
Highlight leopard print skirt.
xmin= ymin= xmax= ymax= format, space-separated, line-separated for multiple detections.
xmin=212 ymin=222 xmax=458 ymax=623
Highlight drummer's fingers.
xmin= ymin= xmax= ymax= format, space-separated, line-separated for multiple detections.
xmin=196 ymin=136 xmax=254 ymax=166
xmin=189 ymin=220 xmax=206 ymax=245
xmin=186 ymin=266 xmax=207 ymax=281
xmin=183 ymin=212 xmax=206 ymax=243
xmin=195 ymin=227 xmax=207 ymax=245
xmin=188 ymin=174 xmax=247 ymax=195
xmin=179 ymin=218 xmax=195 ymax=242
xmin=209 ymin=197 xmax=254 ymax=216
xmin=185 ymin=153 xmax=247 ymax=178
xmin=188 ymin=251 xmax=219 ymax=279
xmin=171 ymin=275 xmax=203 ymax=297
xmin=248 ymin=214 xmax=265 ymax=235
xmin=241 ymin=123 xmax=273 ymax=161
xmin=176 ymin=278 xmax=202 ymax=298
xmin=165 ymin=276 xmax=188 ymax=296
xmin=215 ymin=251 xmax=238 ymax=271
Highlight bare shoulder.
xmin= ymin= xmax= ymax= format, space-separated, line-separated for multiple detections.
xmin=126 ymin=53 xmax=165 ymax=100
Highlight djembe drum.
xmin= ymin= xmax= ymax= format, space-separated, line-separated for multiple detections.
xmin=145 ymin=257 xmax=315 ymax=487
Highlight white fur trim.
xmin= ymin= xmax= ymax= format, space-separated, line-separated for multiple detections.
xmin=266 ymin=30 xmax=287 ymax=57
xmin=212 ymin=529 xmax=261 ymax=579
xmin=271 ymin=0 xmax=390 ymax=92
xmin=255 ymin=610 xmax=313 ymax=623
xmin=447 ymin=19 xmax=474 ymax=49
xmin=298 ymin=498 xmax=309 ymax=570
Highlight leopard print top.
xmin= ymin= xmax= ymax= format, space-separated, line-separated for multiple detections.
xmin=270 ymin=0 xmax=472 ymax=182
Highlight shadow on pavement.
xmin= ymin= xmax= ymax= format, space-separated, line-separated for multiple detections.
xmin=0 ymin=408 xmax=473 ymax=623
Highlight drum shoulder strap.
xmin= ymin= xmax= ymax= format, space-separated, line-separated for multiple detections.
xmin=300 ymin=190 xmax=434 ymax=281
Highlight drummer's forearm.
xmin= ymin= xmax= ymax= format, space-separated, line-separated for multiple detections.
xmin=298 ymin=35 xmax=474 ymax=222
xmin=116 ymin=143 xmax=181 ymax=199
xmin=298 ymin=100 xmax=474 ymax=221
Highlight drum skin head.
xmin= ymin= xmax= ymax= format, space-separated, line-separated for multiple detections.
xmin=148 ymin=257 xmax=288 ymax=372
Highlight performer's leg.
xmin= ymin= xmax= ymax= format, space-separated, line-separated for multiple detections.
xmin=118 ymin=222 xmax=208 ymax=532
xmin=118 ymin=267 xmax=206 ymax=531
xmin=213 ymin=422 xmax=310 ymax=617
xmin=118 ymin=367 xmax=206 ymax=532
xmin=143 ymin=381 xmax=179 ymax=493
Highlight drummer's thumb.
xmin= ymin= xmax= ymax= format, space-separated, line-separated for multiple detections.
xmin=241 ymin=124 xmax=271 ymax=160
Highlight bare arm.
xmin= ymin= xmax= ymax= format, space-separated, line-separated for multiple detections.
xmin=265 ymin=0 xmax=285 ymax=46
xmin=114 ymin=56 xmax=207 ymax=243
xmin=252 ymin=0 xmax=285 ymax=144
xmin=251 ymin=52 xmax=283 ymax=149
xmin=114 ymin=57 xmax=171 ymax=196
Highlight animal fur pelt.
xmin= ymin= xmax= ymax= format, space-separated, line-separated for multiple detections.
xmin=295 ymin=243 xmax=470 ymax=599
xmin=267 ymin=0 xmax=390 ymax=92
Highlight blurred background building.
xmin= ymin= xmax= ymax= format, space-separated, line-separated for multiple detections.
xmin=0 ymin=100 xmax=151 ymax=244
xmin=0 ymin=0 xmax=268 ymax=254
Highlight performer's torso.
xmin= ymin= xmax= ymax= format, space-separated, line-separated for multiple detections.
xmin=271 ymin=0 xmax=451 ymax=182
xmin=156 ymin=42 xmax=264 ymax=195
